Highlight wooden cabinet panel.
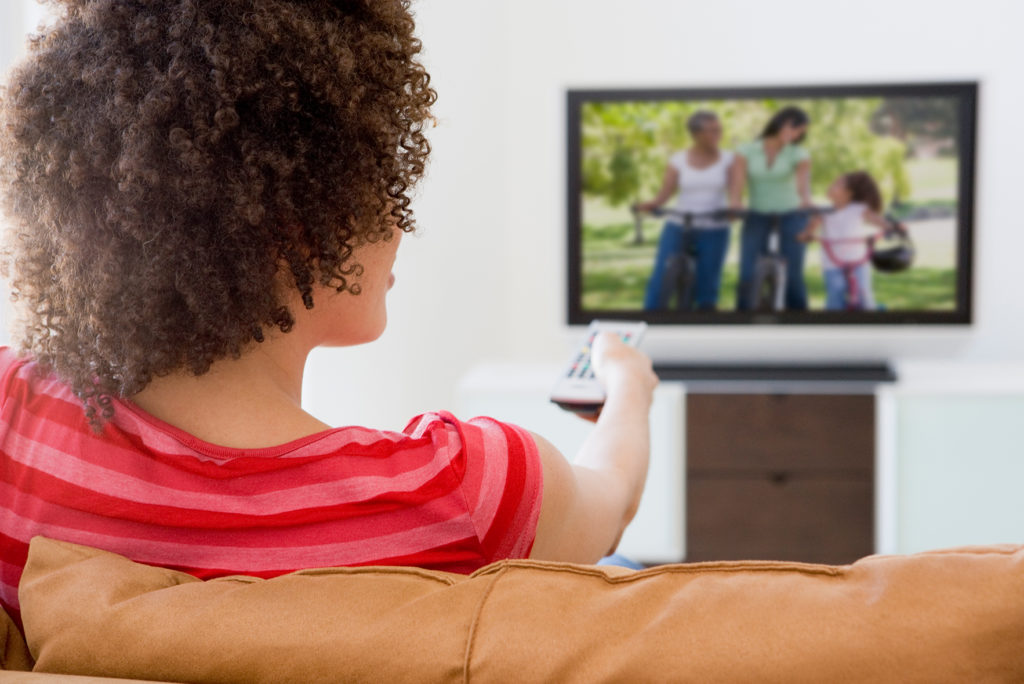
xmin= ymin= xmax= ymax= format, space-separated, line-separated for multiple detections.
xmin=687 ymin=394 xmax=874 ymax=473
xmin=686 ymin=476 xmax=874 ymax=565
xmin=684 ymin=392 xmax=875 ymax=565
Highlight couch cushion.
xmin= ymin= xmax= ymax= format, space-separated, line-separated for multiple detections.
xmin=1 ymin=604 xmax=33 ymax=672
xmin=18 ymin=536 xmax=1024 ymax=683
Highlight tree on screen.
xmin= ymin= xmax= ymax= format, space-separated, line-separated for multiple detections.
xmin=581 ymin=97 xmax=911 ymax=214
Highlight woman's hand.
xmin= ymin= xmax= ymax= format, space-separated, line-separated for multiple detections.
xmin=633 ymin=201 xmax=659 ymax=214
xmin=592 ymin=332 xmax=658 ymax=410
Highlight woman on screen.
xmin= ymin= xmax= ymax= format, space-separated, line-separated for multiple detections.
xmin=730 ymin=106 xmax=813 ymax=311
xmin=636 ymin=111 xmax=734 ymax=311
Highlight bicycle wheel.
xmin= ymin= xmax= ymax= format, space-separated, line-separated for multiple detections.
xmin=771 ymin=259 xmax=787 ymax=311
xmin=674 ymin=255 xmax=696 ymax=311
xmin=750 ymin=257 xmax=784 ymax=312
xmin=660 ymin=255 xmax=683 ymax=310
xmin=749 ymin=255 xmax=770 ymax=313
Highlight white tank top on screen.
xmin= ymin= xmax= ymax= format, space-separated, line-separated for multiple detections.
xmin=669 ymin=149 xmax=735 ymax=228
xmin=821 ymin=202 xmax=870 ymax=269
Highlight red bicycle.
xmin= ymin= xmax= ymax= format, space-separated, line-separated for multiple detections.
xmin=812 ymin=218 xmax=913 ymax=311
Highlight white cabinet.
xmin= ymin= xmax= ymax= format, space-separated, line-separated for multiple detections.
xmin=882 ymin=388 xmax=1024 ymax=553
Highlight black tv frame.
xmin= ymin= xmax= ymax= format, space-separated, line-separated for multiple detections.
xmin=566 ymin=81 xmax=978 ymax=326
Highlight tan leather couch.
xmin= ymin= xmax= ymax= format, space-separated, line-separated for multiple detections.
xmin=2 ymin=537 xmax=1023 ymax=683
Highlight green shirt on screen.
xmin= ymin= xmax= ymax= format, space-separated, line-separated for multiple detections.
xmin=738 ymin=140 xmax=810 ymax=213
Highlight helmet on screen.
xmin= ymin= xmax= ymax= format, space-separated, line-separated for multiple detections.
xmin=871 ymin=232 xmax=915 ymax=273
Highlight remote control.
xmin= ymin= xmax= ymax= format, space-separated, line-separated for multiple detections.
xmin=551 ymin=320 xmax=648 ymax=414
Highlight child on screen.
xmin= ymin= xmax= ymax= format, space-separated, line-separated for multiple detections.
xmin=799 ymin=171 xmax=895 ymax=311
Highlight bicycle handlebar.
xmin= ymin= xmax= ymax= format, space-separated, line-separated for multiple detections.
xmin=632 ymin=204 xmax=909 ymax=239
xmin=632 ymin=205 xmax=833 ymax=222
xmin=739 ymin=206 xmax=834 ymax=218
xmin=804 ymin=217 xmax=911 ymax=247
xmin=645 ymin=207 xmax=738 ymax=222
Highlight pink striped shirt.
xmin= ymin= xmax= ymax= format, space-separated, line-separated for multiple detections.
xmin=0 ymin=348 xmax=543 ymax=628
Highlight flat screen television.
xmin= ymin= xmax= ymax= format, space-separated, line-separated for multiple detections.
xmin=567 ymin=82 xmax=977 ymax=326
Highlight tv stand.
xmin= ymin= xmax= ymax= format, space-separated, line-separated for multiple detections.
xmin=666 ymin=363 xmax=893 ymax=565
xmin=654 ymin=363 xmax=896 ymax=384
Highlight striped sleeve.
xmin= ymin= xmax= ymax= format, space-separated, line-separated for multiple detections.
xmin=414 ymin=412 xmax=543 ymax=562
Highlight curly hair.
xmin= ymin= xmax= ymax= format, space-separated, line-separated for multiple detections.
xmin=843 ymin=171 xmax=883 ymax=213
xmin=0 ymin=0 xmax=436 ymax=426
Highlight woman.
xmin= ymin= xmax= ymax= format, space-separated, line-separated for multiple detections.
xmin=637 ymin=111 xmax=734 ymax=311
xmin=730 ymin=106 xmax=813 ymax=310
xmin=0 ymin=0 xmax=656 ymax=627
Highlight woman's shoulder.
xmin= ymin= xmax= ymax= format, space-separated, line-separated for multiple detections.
xmin=0 ymin=347 xmax=24 ymax=403
xmin=0 ymin=346 xmax=23 ymax=378
xmin=0 ymin=347 xmax=65 ymax=406
xmin=668 ymin=150 xmax=688 ymax=171
xmin=786 ymin=143 xmax=811 ymax=162
xmin=405 ymin=411 xmax=543 ymax=560
xmin=736 ymin=140 xmax=759 ymax=157
xmin=402 ymin=412 xmax=539 ymax=460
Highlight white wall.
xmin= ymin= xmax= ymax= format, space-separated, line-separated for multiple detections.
xmin=0 ymin=2 xmax=50 ymax=348
xmin=3 ymin=1 xmax=1023 ymax=430
xmin=0 ymin=3 xmax=44 ymax=68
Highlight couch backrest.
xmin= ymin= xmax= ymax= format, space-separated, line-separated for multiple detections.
xmin=16 ymin=536 xmax=1024 ymax=683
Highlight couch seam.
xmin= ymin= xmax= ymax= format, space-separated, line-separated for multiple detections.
xmin=472 ymin=559 xmax=842 ymax=582
xmin=291 ymin=566 xmax=458 ymax=585
xmin=462 ymin=564 xmax=506 ymax=684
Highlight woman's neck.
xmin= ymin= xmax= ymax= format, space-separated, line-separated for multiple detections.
xmin=129 ymin=331 xmax=331 ymax=448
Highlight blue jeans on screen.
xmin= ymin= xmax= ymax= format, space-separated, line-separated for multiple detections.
xmin=824 ymin=264 xmax=875 ymax=311
xmin=735 ymin=211 xmax=810 ymax=311
xmin=643 ymin=222 xmax=730 ymax=311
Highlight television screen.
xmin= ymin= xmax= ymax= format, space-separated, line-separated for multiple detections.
xmin=567 ymin=82 xmax=976 ymax=325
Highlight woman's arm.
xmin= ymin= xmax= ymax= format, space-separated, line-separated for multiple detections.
xmin=529 ymin=334 xmax=657 ymax=563
xmin=635 ymin=165 xmax=680 ymax=213
xmin=728 ymin=155 xmax=747 ymax=208
xmin=796 ymin=159 xmax=812 ymax=207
